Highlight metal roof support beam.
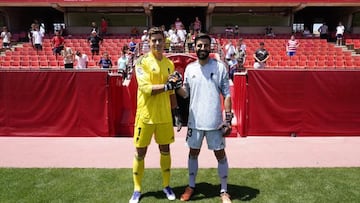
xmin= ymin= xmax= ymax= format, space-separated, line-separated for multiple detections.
xmin=207 ymin=3 xmax=216 ymax=14
xmin=50 ymin=3 xmax=65 ymax=13
xmin=143 ymin=3 xmax=152 ymax=16
xmin=293 ymin=3 xmax=307 ymax=13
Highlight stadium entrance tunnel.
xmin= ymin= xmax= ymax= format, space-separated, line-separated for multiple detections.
xmin=152 ymin=7 xmax=206 ymax=32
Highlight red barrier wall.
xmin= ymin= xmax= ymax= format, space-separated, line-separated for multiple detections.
xmin=237 ymin=69 xmax=360 ymax=136
xmin=108 ymin=75 xmax=137 ymax=137
xmin=3 ymin=64 xmax=360 ymax=137
xmin=0 ymin=71 xmax=109 ymax=136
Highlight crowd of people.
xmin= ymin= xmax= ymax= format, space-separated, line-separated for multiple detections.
xmin=1 ymin=17 xmax=351 ymax=81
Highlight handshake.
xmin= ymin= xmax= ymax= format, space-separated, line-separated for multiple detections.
xmin=165 ymin=71 xmax=183 ymax=91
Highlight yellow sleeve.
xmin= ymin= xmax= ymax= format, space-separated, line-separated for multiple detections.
xmin=135 ymin=56 xmax=153 ymax=96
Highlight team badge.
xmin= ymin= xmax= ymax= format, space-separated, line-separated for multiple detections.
xmin=136 ymin=67 xmax=144 ymax=75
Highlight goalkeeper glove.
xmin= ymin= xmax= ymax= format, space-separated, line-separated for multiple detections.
xmin=218 ymin=111 xmax=233 ymax=136
xmin=164 ymin=71 xmax=183 ymax=91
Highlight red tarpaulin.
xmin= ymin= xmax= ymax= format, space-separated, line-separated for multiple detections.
xmin=245 ymin=70 xmax=360 ymax=136
xmin=0 ymin=71 xmax=109 ymax=136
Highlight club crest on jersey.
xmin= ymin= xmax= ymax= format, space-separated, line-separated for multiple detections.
xmin=136 ymin=67 xmax=144 ymax=75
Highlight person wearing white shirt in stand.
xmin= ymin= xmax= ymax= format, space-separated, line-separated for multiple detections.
xmin=0 ymin=26 xmax=11 ymax=49
xmin=336 ymin=22 xmax=345 ymax=46
xmin=32 ymin=26 xmax=44 ymax=53
xmin=141 ymin=29 xmax=150 ymax=54
xmin=117 ymin=46 xmax=129 ymax=80
xmin=75 ymin=51 xmax=89 ymax=69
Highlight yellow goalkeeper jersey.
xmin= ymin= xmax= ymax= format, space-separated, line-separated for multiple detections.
xmin=135 ymin=52 xmax=175 ymax=124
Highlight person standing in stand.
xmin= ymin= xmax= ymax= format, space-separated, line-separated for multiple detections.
xmin=100 ymin=17 xmax=108 ymax=36
xmin=51 ymin=30 xmax=65 ymax=59
xmin=253 ymin=42 xmax=270 ymax=69
xmin=75 ymin=51 xmax=89 ymax=69
xmin=286 ymin=35 xmax=300 ymax=57
xmin=318 ymin=22 xmax=329 ymax=41
xmin=0 ymin=26 xmax=12 ymax=50
xmin=193 ymin=16 xmax=201 ymax=32
xmin=336 ymin=22 xmax=345 ymax=46
xmin=88 ymin=30 xmax=103 ymax=59
xmin=62 ymin=46 xmax=75 ymax=69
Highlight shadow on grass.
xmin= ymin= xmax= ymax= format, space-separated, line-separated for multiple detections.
xmin=142 ymin=182 xmax=259 ymax=201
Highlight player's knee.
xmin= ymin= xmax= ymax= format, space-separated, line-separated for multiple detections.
xmin=135 ymin=154 xmax=145 ymax=161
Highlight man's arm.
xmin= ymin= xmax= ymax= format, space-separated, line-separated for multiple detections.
xmin=224 ymin=96 xmax=232 ymax=113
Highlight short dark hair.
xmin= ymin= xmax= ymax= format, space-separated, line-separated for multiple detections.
xmin=194 ymin=33 xmax=211 ymax=45
xmin=260 ymin=42 xmax=265 ymax=46
xmin=148 ymin=27 xmax=164 ymax=38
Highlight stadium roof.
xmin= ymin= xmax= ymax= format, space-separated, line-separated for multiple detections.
xmin=0 ymin=0 xmax=360 ymax=7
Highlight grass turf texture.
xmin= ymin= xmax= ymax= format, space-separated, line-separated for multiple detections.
xmin=0 ymin=168 xmax=359 ymax=202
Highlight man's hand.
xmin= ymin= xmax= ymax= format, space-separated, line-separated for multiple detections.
xmin=218 ymin=111 xmax=233 ymax=136
xmin=172 ymin=106 xmax=182 ymax=132
xmin=165 ymin=71 xmax=183 ymax=91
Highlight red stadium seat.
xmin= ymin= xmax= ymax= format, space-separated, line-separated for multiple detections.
xmin=306 ymin=61 xmax=316 ymax=69
xmin=297 ymin=60 xmax=306 ymax=69
xmin=335 ymin=60 xmax=345 ymax=69
xmin=316 ymin=60 xmax=326 ymax=69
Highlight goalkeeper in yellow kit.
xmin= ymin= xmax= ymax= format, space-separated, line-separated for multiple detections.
xmin=129 ymin=27 xmax=182 ymax=203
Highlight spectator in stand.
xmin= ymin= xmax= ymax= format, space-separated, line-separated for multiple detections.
xmin=303 ymin=27 xmax=313 ymax=38
xmin=32 ymin=25 xmax=44 ymax=53
xmin=98 ymin=51 xmax=113 ymax=69
xmin=1 ymin=26 xmax=12 ymax=50
xmin=234 ymin=25 xmax=240 ymax=37
xmin=234 ymin=38 xmax=247 ymax=72
xmin=265 ymin=25 xmax=275 ymax=37
xmin=169 ymin=29 xmax=181 ymax=53
xmin=253 ymin=42 xmax=270 ymax=69
xmin=174 ymin=17 xmax=184 ymax=31
xmin=177 ymin=24 xmax=187 ymax=52
xmin=336 ymin=22 xmax=345 ymax=46
xmin=318 ymin=22 xmax=328 ymax=40
xmin=130 ymin=26 xmax=139 ymax=37
xmin=286 ymin=35 xmax=300 ymax=57
xmin=228 ymin=59 xmax=239 ymax=81
xmin=59 ymin=25 xmax=67 ymax=37
xmin=128 ymin=36 xmax=137 ymax=53
xmin=117 ymin=46 xmax=129 ymax=79
xmin=224 ymin=39 xmax=236 ymax=62
xmin=168 ymin=24 xmax=176 ymax=37
xmin=51 ymin=30 xmax=65 ymax=58
xmin=193 ymin=16 xmax=202 ymax=32
xmin=186 ymin=29 xmax=195 ymax=52
xmin=160 ymin=25 xmax=169 ymax=38
xmin=225 ymin=25 xmax=234 ymax=38
xmin=100 ymin=17 xmax=108 ymax=36
xmin=61 ymin=46 xmax=75 ymax=69
xmin=88 ymin=30 xmax=103 ymax=59
xmin=210 ymin=34 xmax=219 ymax=54
xmin=28 ymin=23 xmax=36 ymax=47
xmin=90 ymin=21 xmax=99 ymax=33
xmin=75 ymin=51 xmax=89 ymax=69
xmin=141 ymin=29 xmax=150 ymax=55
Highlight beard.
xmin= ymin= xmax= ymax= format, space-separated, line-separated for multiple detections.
xmin=196 ymin=50 xmax=210 ymax=60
